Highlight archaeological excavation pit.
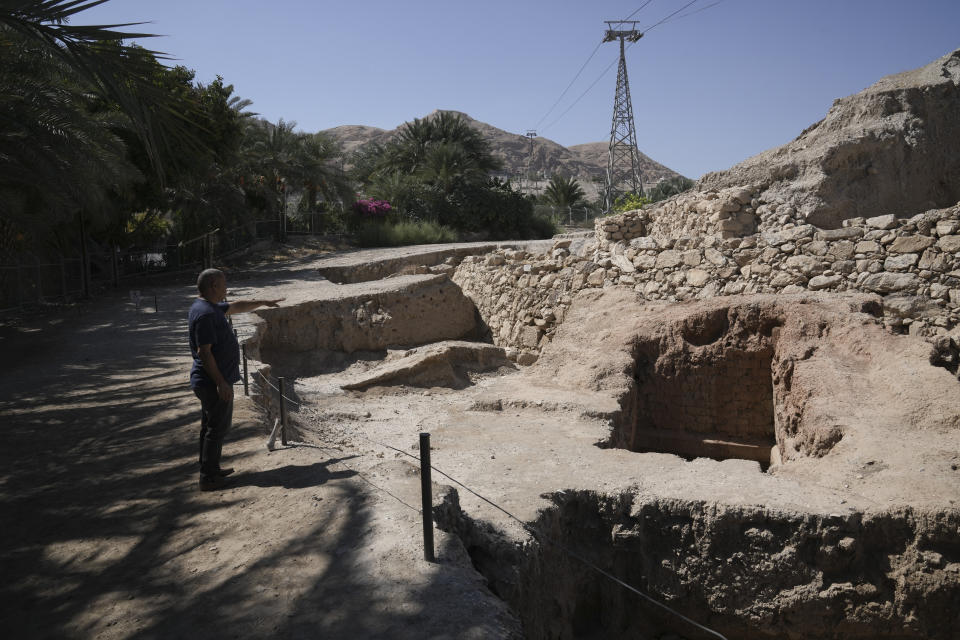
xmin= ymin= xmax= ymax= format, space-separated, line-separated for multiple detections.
xmin=239 ymin=276 xmax=960 ymax=639
xmin=610 ymin=306 xmax=786 ymax=469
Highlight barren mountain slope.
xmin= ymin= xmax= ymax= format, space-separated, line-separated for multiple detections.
xmin=321 ymin=110 xmax=683 ymax=182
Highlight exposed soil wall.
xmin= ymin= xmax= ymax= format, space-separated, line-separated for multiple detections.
xmin=436 ymin=487 xmax=960 ymax=640
xmin=246 ymin=274 xmax=477 ymax=360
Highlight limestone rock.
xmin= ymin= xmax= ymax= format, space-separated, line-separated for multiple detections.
xmin=889 ymin=235 xmax=936 ymax=253
xmin=762 ymin=225 xmax=815 ymax=246
xmin=698 ymin=49 xmax=960 ymax=228
xmin=861 ymin=272 xmax=922 ymax=293
xmin=685 ymin=269 xmax=711 ymax=287
xmin=866 ymin=214 xmax=898 ymax=230
xmin=937 ymin=235 xmax=960 ymax=252
xmin=655 ymin=250 xmax=683 ymax=269
xmin=884 ymin=254 xmax=920 ymax=271
xmin=808 ymin=274 xmax=843 ymax=290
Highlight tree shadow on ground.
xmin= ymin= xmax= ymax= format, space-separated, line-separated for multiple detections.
xmin=0 ymin=281 xmax=517 ymax=640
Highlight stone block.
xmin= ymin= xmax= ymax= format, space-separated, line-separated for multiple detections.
xmin=827 ymin=241 xmax=856 ymax=261
xmin=889 ymin=236 xmax=936 ymax=253
xmin=860 ymin=272 xmax=922 ymax=293
xmin=918 ymin=249 xmax=950 ymax=272
xmin=865 ymin=214 xmax=898 ymax=230
xmin=655 ymin=250 xmax=683 ymax=269
xmin=816 ymin=227 xmax=863 ymax=241
xmin=633 ymin=254 xmax=656 ymax=270
xmin=685 ymin=269 xmax=711 ymax=287
xmin=586 ymin=269 xmax=606 ymax=286
xmin=681 ymin=250 xmax=702 ymax=267
xmin=784 ymin=255 xmax=826 ymax=276
xmin=883 ymin=254 xmax=919 ymax=271
xmin=936 ymin=235 xmax=960 ymax=253
xmin=703 ymin=248 xmax=727 ymax=266
xmin=936 ymin=221 xmax=959 ymax=236
xmin=808 ymin=274 xmax=843 ymax=290
xmin=520 ymin=326 xmax=542 ymax=349
xmin=762 ymin=224 xmax=814 ymax=246
xmin=630 ymin=237 xmax=659 ymax=250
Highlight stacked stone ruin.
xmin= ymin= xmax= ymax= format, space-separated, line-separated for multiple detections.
xmin=451 ymin=188 xmax=960 ymax=366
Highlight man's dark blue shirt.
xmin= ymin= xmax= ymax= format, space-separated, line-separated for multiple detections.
xmin=188 ymin=298 xmax=240 ymax=389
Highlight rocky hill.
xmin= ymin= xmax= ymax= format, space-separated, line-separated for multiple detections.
xmin=321 ymin=110 xmax=683 ymax=185
xmin=699 ymin=48 xmax=960 ymax=228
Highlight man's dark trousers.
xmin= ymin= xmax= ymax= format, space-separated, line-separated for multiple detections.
xmin=193 ymin=385 xmax=233 ymax=479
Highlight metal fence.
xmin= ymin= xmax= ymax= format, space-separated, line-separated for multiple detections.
xmin=0 ymin=259 xmax=86 ymax=311
xmin=0 ymin=218 xmax=287 ymax=313
xmin=534 ymin=204 xmax=602 ymax=228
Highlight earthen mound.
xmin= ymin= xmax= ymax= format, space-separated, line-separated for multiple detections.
xmin=698 ymin=48 xmax=960 ymax=228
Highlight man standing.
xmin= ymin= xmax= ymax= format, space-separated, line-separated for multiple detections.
xmin=188 ymin=268 xmax=282 ymax=491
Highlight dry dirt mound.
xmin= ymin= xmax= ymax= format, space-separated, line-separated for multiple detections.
xmin=698 ymin=48 xmax=960 ymax=228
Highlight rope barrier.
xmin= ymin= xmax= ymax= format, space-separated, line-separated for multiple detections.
xmin=250 ymin=369 xmax=302 ymax=408
xmin=283 ymin=437 xmax=422 ymax=514
xmin=240 ymin=362 xmax=727 ymax=637
xmin=319 ymin=427 xmax=730 ymax=640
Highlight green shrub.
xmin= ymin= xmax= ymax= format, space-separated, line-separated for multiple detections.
xmin=612 ymin=192 xmax=651 ymax=213
xmin=354 ymin=219 xmax=459 ymax=247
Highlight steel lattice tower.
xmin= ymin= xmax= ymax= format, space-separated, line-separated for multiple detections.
xmin=603 ymin=22 xmax=644 ymax=211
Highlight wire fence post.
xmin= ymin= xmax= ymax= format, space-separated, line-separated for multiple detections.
xmin=278 ymin=376 xmax=288 ymax=446
xmin=59 ymin=258 xmax=67 ymax=301
xmin=79 ymin=210 xmax=90 ymax=299
xmin=241 ymin=344 xmax=249 ymax=396
xmin=419 ymin=432 xmax=435 ymax=563
xmin=111 ymin=245 xmax=119 ymax=288
xmin=16 ymin=261 xmax=23 ymax=308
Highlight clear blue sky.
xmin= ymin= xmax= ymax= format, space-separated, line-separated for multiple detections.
xmin=82 ymin=0 xmax=960 ymax=179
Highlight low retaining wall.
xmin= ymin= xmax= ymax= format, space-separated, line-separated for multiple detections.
xmin=453 ymin=201 xmax=960 ymax=363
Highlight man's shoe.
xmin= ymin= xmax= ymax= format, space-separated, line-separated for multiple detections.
xmin=199 ymin=475 xmax=227 ymax=491
xmin=218 ymin=467 xmax=235 ymax=478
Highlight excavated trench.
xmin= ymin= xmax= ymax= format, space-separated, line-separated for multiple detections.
xmin=244 ymin=273 xmax=960 ymax=640
xmin=609 ymin=307 xmax=785 ymax=470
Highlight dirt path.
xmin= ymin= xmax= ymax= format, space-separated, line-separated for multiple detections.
xmin=0 ymin=265 xmax=519 ymax=639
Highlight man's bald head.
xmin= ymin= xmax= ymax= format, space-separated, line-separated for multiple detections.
xmin=197 ymin=268 xmax=225 ymax=296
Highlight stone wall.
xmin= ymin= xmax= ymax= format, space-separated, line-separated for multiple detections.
xmin=452 ymin=201 xmax=960 ymax=364
xmin=596 ymin=185 xmax=762 ymax=243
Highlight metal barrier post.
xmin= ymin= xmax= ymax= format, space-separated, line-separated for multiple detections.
xmin=241 ymin=344 xmax=249 ymax=396
xmin=111 ymin=245 xmax=119 ymax=287
xmin=154 ymin=294 xmax=158 ymax=312
xmin=60 ymin=259 xmax=67 ymax=300
xmin=419 ymin=432 xmax=435 ymax=562
xmin=16 ymin=262 xmax=23 ymax=307
xmin=278 ymin=376 xmax=288 ymax=446
xmin=36 ymin=263 xmax=43 ymax=302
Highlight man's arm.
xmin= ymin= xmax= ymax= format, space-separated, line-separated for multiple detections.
xmin=225 ymin=298 xmax=283 ymax=315
xmin=198 ymin=344 xmax=233 ymax=402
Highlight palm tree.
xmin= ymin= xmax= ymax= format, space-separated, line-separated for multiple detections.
xmin=1 ymin=1 xmax=205 ymax=179
xmin=543 ymin=174 xmax=586 ymax=209
xmin=0 ymin=27 xmax=141 ymax=234
xmin=379 ymin=111 xmax=501 ymax=181
xmin=0 ymin=0 xmax=215 ymax=243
